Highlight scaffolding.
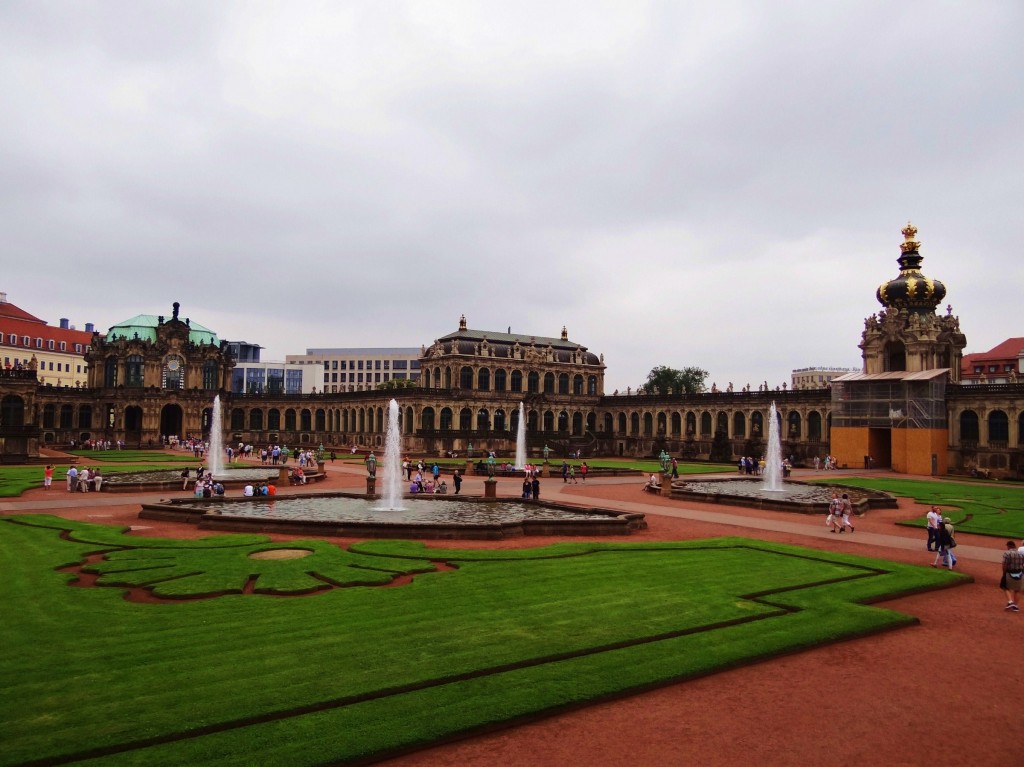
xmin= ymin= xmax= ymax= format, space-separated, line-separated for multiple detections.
xmin=831 ymin=370 xmax=948 ymax=430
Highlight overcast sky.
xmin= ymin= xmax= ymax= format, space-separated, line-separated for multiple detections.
xmin=3 ymin=1 xmax=1021 ymax=393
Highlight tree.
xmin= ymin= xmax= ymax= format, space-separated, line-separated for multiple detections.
xmin=376 ymin=378 xmax=419 ymax=391
xmin=638 ymin=365 xmax=708 ymax=395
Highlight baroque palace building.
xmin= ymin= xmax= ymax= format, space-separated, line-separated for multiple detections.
xmin=1 ymin=225 xmax=1022 ymax=477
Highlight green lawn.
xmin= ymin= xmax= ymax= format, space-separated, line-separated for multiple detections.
xmin=809 ymin=476 xmax=1024 ymax=539
xmin=0 ymin=515 xmax=962 ymax=766
xmin=68 ymin=449 xmax=195 ymax=463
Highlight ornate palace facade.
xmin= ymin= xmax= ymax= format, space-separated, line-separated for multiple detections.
xmin=1 ymin=227 xmax=1022 ymax=476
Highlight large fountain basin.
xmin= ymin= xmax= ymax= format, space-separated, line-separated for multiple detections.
xmin=670 ymin=479 xmax=897 ymax=514
xmin=140 ymin=492 xmax=647 ymax=539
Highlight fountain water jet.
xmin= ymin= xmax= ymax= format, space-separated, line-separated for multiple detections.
xmin=377 ymin=398 xmax=405 ymax=511
xmin=208 ymin=395 xmax=224 ymax=477
xmin=762 ymin=401 xmax=784 ymax=492
xmin=515 ymin=402 xmax=527 ymax=469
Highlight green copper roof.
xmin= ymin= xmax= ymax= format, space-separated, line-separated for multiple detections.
xmin=105 ymin=314 xmax=219 ymax=346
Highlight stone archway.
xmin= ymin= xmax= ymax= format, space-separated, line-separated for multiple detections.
xmin=160 ymin=404 xmax=183 ymax=442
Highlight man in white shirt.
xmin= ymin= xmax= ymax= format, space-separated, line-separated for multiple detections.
xmin=243 ymin=484 xmax=255 ymax=497
xmin=926 ymin=506 xmax=941 ymax=551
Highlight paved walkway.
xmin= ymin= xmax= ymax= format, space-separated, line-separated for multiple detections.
xmin=1 ymin=464 xmax=1006 ymax=565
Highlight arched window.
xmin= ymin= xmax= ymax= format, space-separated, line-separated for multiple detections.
xmin=643 ymin=413 xmax=653 ymax=436
xmin=572 ymin=412 xmax=583 ymax=435
xmin=250 ymin=409 xmax=263 ymax=430
xmin=587 ymin=412 xmax=596 ymax=432
xmin=617 ymin=413 xmax=627 ymax=434
xmin=460 ymin=366 xmax=474 ymax=389
xmin=421 ymin=407 xmax=435 ymax=430
xmin=733 ymin=412 xmax=746 ymax=438
xmin=494 ymin=369 xmax=507 ymax=391
xmin=527 ymin=372 xmax=540 ymax=393
xmin=787 ymin=411 xmax=802 ymax=438
xmin=231 ymin=408 xmax=244 ymax=430
xmin=604 ymin=413 xmax=614 ymax=433
xmin=717 ymin=412 xmax=728 ymax=434
xmin=558 ymin=374 xmax=569 ymax=394
xmin=543 ymin=373 xmax=555 ymax=394
xmin=544 ymin=411 xmax=555 ymax=431
xmin=630 ymin=412 xmax=640 ymax=435
xmin=285 ymin=409 xmax=297 ymax=431
xmin=315 ymin=409 xmax=326 ymax=431
xmin=588 ymin=376 xmax=598 ymax=395
xmin=268 ymin=409 xmax=281 ymax=430
xmin=573 ymin=375 xmax=584 ymax=395
xmin=686 ymin=412 xmax=697 ymax=435
xmin=959 ymin=411 xmax=979 ymax=442
xmin=43 ymin=403 xmax=55 ymax=428
xmin=459 ymin=408 xmax=472 ymax=430
xmin=1 ymin=395 xmax=25 ymax=427
xmin=432 ymin=369 xmax=441 ymax=388
xmin=125 ymin=355 xmax=145 ymax=387
xmin=494 ymin=409 xmax=506 ymax=431
xmin=808 ymin=411 xmax=822 ymax=441
xmin=672 ymin=412 xmax=683 ymax=436
xmin=60 ymin=405 xmax=73 ymax=429
xmin=203 ymin=360 xmax=219 ymax=390
xmin=440 ymin=407 xmax=453 ymax=430
xmin=558 ymin=411 xmax=569 ymax=432
xmin=701 ymin=411 xmax=713 ymax=436
xmin=509 ymin=407 xmax=519 ymax=433
xmin=751 ymin=411 xmax=764 ymax=437
xmin=511 ymin=370 xmax=523 ymax=392
xmin=528 ymin=410 xmax=539 ymax=431
xmin=657 ymin=412 xmax=667 ymax=434
xmin=1018 ymin=412 xmax=1024 ymax=446
xmin=884 ymin=341 xmax=907 ymax=372
xmin=163 ymin=355 xmax=185 ymax=389
xmin=78 ymin=405 xmax=92 ymax=429
xmin=478 ymin=368 xmax=490 ymax=391
xmin=444 ymin=367 xmax=452 ymax=388
xmin=476 ymin=408 xmax=490 ymax=431
xmin=405 ymin=406 xmax=413 ymax=434
xmin=104 ymin=357 xmax=118 ymax=387
xmin=988 ymin=410 xmax=1009 ymax=443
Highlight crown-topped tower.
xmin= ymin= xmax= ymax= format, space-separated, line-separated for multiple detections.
xmin=875 ymin=222 xmax=947 ymax=314
xmin=860 ymin=223 xmax=966 ymax=380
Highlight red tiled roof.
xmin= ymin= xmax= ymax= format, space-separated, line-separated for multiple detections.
xmin=968 ymin=337 xmax=1024 ymax=361
xmin=0 ymin=299 xmax=46 ymax=324
xmin=0 ymin=315 xmax=94 ymax=352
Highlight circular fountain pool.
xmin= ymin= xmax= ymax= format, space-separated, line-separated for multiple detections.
xmin=670 ymin=479 xmax=897 ymax=514
xmin=103 ymin=468 xmax=283 ymax=493
xmin=140 ymin=493 xmax=647 ymax=539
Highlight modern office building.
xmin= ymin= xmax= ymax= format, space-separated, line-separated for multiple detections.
xmin=286 ymin=348 xmax=422 ymax=392
xmin=790 ymin=366 xmax=861 ymax=389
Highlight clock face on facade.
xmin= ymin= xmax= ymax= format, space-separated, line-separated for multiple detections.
xmin=166 ymin=358 xmax=180 ymax=371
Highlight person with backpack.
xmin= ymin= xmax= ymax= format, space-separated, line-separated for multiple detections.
xmin=826 ymin=492 xmax=843 ymax=533
xmin=933 ymin=517 xmax=957 ymax=569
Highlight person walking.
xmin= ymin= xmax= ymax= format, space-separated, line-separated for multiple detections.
xmin=561 ymin=461 xmax=569 ymax=482
xmin=66 ymin=465 xmax=78 ymax=492
xmin=568 ymin=465 xmax=578 ymax=484
xmin=826 ymin=492 xmax=842 ymax=533
xmin=670 ymin=458 xmax=678 ymax=480
xmin=452 ymin=470 xmax=462 ymax=495
xmin=531 ymin=476 xmax=540 ymax=500
xmin=840 ymin=493 xmax=855 ymax=532
xmin=926 ymin=506 xmax=941 ymax=551
xmin=1001 ymin=540 xmax=1024 ymax=611
xmin=933 ymin=517 xmax=957 ymax=569
xmin=580 ymin=462 xmax=589 ymax=482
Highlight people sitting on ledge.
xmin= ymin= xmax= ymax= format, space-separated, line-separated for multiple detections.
xmin=643 ymin=473 xmax=661 ymax=493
